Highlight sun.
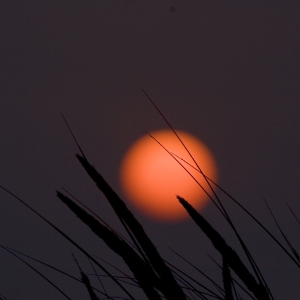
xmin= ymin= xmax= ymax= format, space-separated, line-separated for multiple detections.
xmin=119 ymin=129 xmax=218 ymax=222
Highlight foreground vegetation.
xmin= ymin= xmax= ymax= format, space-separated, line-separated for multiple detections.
xmin=1 ymin=93 xmax=299 ymax=300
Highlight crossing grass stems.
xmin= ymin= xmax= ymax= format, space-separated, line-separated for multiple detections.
xmin=1 ymin=91 xmax=299 ymax=300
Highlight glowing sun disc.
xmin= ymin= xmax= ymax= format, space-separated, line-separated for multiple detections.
xmin=119 ymin=129 xmax=218 ymax=222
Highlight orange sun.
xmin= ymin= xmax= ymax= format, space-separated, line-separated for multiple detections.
xmin=119 ymin=129 xmax=218 ymax=222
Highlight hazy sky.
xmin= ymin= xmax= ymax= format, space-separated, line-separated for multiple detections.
xmin=1 ymin=1 xmax=300 ymax=299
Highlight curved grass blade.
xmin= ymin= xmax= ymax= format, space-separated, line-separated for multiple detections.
xmin=0 ymin=185 xmax=135 ymax=300
xmin=264 ymin=199 xmax=300 ymax=263
xmin=168 ymin=248 xmax=225 ymax=296
xmin=286 ymin=201 xmax=300 ymax=227
xmin=61 ymin=113 xmax=87 ymax=160
xmin=3 ymin=245 xmax=113 ymax=299
xmin=0 ymin=245 xmax=72 ymax=300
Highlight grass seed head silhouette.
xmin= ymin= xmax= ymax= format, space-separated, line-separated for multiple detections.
xmin=1 ymin=91 xmax=298 ymax=300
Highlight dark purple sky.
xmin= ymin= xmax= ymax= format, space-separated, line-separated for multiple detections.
xmin=0 ymin=1 xmax=299 ymax=299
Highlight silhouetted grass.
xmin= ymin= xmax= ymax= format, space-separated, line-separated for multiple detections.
xmin=177 ymin=196 xmax=269 ymax=300
xmin=1 ymin=142 xmax=297 ymax=299
xmin=1 ymin=92 xmax=299 ymax=300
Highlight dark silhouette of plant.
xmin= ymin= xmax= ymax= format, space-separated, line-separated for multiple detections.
xmin=1 ymin=91 xmax=299 ymax=299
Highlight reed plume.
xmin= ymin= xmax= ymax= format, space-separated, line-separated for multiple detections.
xmin=57 ymin=191 xmax=163 ymax=300
xmin=177 ymin=195 xmax=270 ymax=300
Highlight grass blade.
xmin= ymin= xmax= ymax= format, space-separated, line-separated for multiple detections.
xmin=0 ymin=185 xmax=135 ymax=300
xmin=264 ymin=199 xmax=300 ymax=263
xmin=0 ymin=245 xmax=72 ymax=300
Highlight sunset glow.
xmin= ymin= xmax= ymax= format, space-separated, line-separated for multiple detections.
xmin=119 ymin=130 xmax=218 ymax=222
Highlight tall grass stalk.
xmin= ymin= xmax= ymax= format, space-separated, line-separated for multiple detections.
xmin=1 ymin=92 xmax=298 ymax=299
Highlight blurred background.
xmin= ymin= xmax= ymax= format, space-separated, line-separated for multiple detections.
xmin=0 ymin=1 xmax=299 ymax=299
